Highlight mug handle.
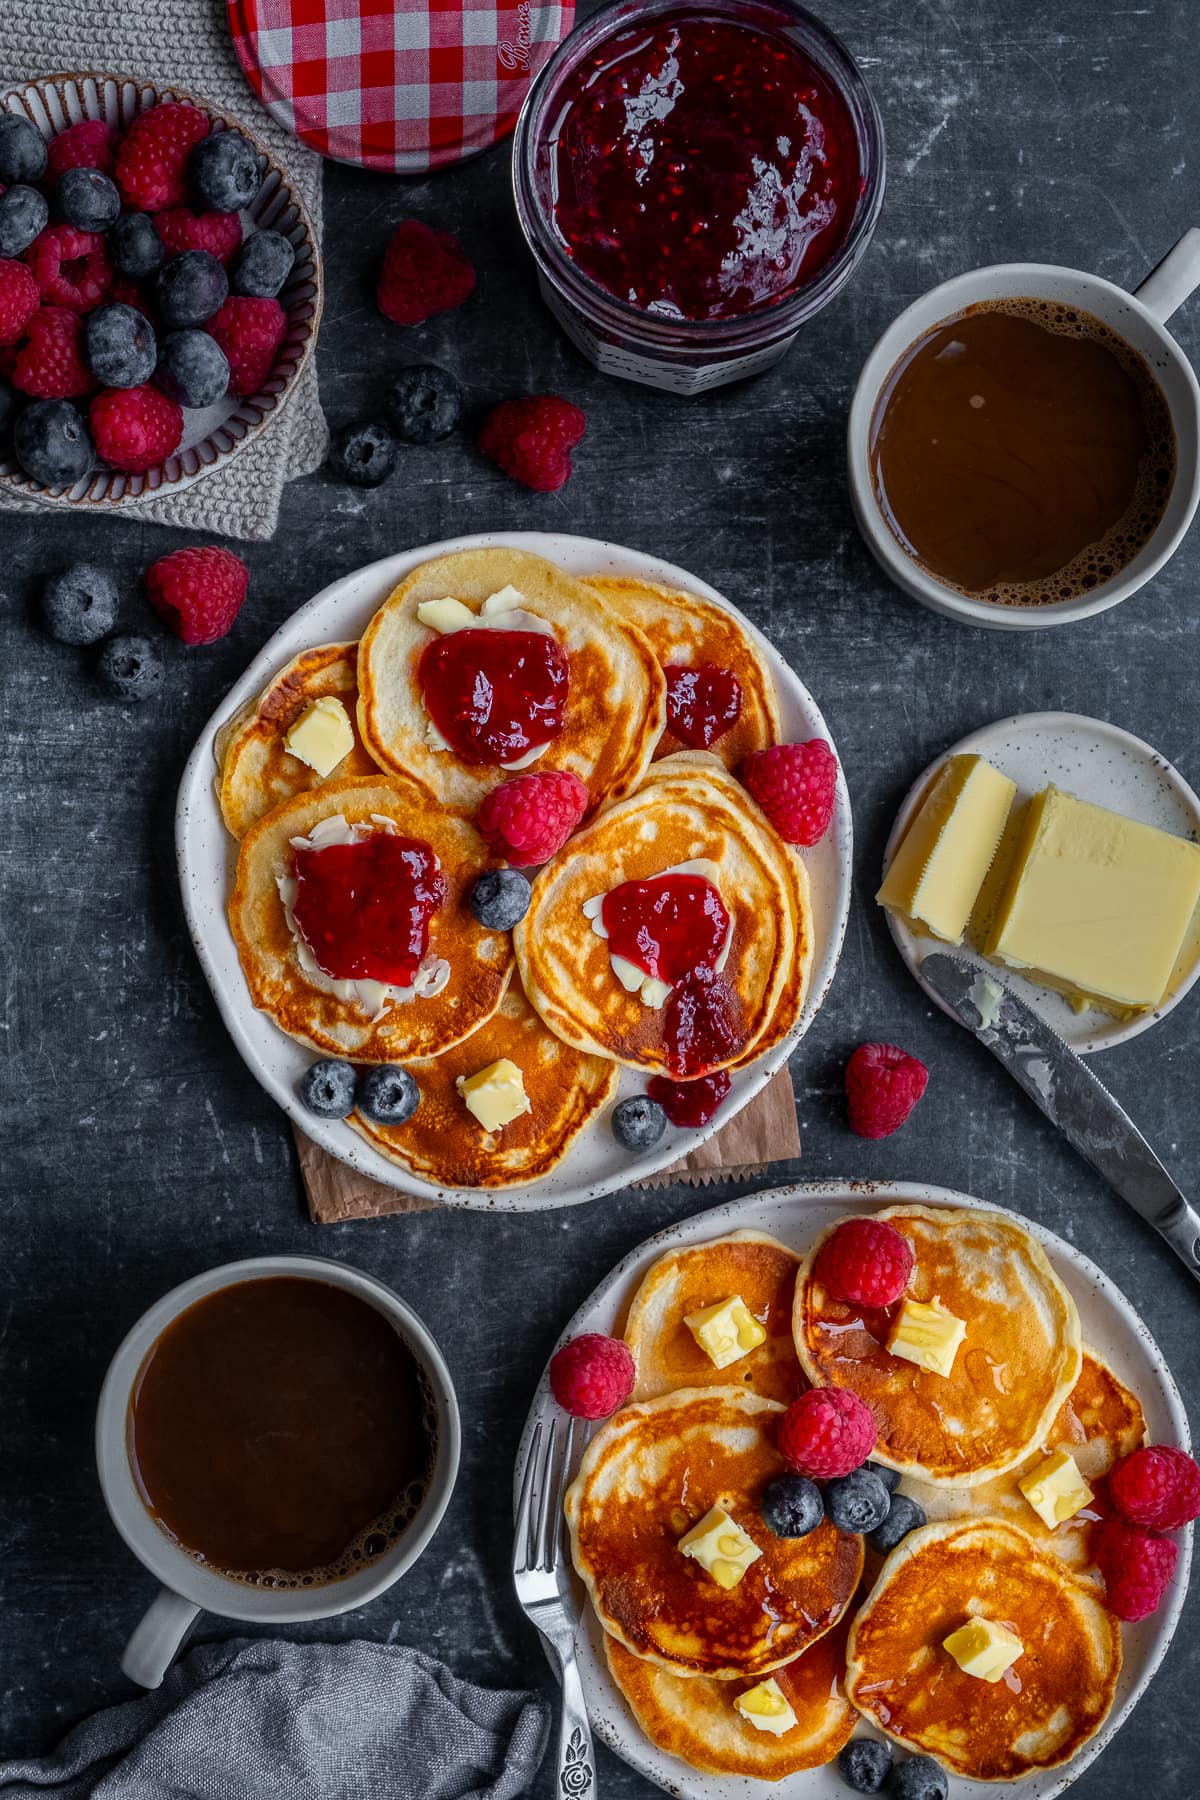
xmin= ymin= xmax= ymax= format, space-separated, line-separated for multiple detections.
xmin=1135 ymin=226 xmax=1200 ymax=323
xmin=121 ymin=1587 xmax=200 ymax=1689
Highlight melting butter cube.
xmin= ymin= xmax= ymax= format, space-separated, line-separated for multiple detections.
xmin=887 ymin=1297 xmax=966 ymax=1378
xmin=455 ymin=1059 xmax=532 ymax=1131
xmin=678 ymin=1506 xmax=762 ymax=1591
xmin=943 ymin=1617 xmax=1024 ymax=1683
xmin=284 ymin=697 xmax=354 ymax=778
xmin=417 ymin=596 xmax=476 ymax=634
xmin=1018 ymin=1449 xmax=1093 ymax=1529
xmin=734 ymin=1678 xmax=797 ymax=1736
xmin=684 ymin=1296 xmax=767 ymax=1371
xmin=481 ymin=585 xmax=528 ymax=616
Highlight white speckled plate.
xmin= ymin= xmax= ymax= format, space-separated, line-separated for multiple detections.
xmin=175 ymin=533 xmax=852 ymax=1211
xmin=882 ymin=711 xmax=1200 ymax=1053
xmin=514 ymin=1180 xmax=1191 ymax=1800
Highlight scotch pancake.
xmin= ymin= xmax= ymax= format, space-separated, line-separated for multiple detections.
xmin=566 ymin=1386 xmax=863 ymax=1679
xmin=229 ymin=776 xmax=512 ymax=1062
xmin=357 ymin=547 xmax=665 ymax=813
xmin=346 ymin=983 xmax=616 ymax=1189
xmin=845 ymin=1518 xmax=1121 ymax=1781
xmin=794 ymin=1206 xmax=1083 ymax=1485
xmin=623 ymin=1231 xmax=804 ymax=1404
xmin=604 ymin=1608 xmax=855 ymax=1779
xmin=589 ymin=575 xmax=781 ymax=768
xmin=215 ymin=643 xmax=378 ymax=839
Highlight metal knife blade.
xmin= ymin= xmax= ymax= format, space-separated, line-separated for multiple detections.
xmin=921 ymin=951 xmax=1200 ymax=1286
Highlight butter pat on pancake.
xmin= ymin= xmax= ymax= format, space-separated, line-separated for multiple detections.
xmin=566 ymin=1386 xmax=863 ymax=1679
xmin=846 ymin=1518 xmax=1121 ymax=1780
xmin=794 ymin=1206 xmax=1082 ymax=1486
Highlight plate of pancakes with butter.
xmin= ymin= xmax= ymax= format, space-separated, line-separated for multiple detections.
xmin=519 ymin=1182 xmax=1190 ymax=1796
xmin=177 ymin=532 xmax=851 ymax=1208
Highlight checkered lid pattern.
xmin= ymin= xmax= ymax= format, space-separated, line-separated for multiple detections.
xmin=227 ymin=0 xmax=574 ymax=172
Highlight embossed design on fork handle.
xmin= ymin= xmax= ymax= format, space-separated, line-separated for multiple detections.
xmin=556 ymin=1659 xmax=596 ymax=1796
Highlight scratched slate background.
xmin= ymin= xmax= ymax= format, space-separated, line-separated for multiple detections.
xmin=1 ymin=0 xmax=1198 ymax=1793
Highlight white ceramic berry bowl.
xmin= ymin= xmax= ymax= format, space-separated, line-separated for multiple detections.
xmin=0 ymin=72 xmax=321 ymax=508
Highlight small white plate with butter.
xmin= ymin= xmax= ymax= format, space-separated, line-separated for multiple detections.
xmin=880 ymin=710 xmax=1200 ymax=1054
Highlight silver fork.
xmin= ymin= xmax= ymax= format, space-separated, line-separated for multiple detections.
xmin=513 ymin=1416 xmax=596 ymax=1799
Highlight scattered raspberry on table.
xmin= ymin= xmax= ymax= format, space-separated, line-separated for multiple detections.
xmin=478 ymin=395 xmax=586 ymax=492
xmin=816 ymin=1217 xmax=914 ymax=1307
xmin=845 ymin=1042 xmax=929 ymax=1139
xmin=478 ymin=769 xmax=589 ymax=866
xmin=377 ymin=219 xmax=475 ymax=326
xmin=549 ymin=1334 xmax=636 ymax=1420
xmin=145 ymin=544 xmax=250 ymax=646
xmin=740 ymin=739 xmax=838 ymax=846
xmin=779 ymin=1386 xmax=876 ymax=1481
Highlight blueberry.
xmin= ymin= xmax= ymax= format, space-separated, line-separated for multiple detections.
xmin=41 ymin=562 xmax=118 ymax=645
xmin=298 ymin=1058 xmax=357 ymax=1119
xmin=189 ymin=130 xmax=261 ymax=212
xmin=0 ymin=115 xmax=47 ymax=185
xmin=0 ymin=184 xmax=49 ymax=258
xmin=84 ymin=304 xmax=157 ymax=389
xmin=156 ymin=250 xmax=228 ymax=329
xmin=386 ymin=364 xmax=463 ymax=445
xmin=469 ymin=869 xmax=531 ymax=930
xmin=824 ymin=1467 xmax=892 ymax=1535
xmin=96 ymin=634 xmax=164 ymax=702
xmin=887 ymin=1755 xmax=947 ymax=1800
xmin=56 ymin=166 xmax=120 ymax=232
xmin=357 ymin=1064 xmax=420 ymax=1125
xmin=866 ymin=1460 xmax=901 ymax=1494
xmin=229 ymin=230 xmax=294 ymax=298
xmin=110 ymin=211 xmax=165 ymax=279
xmin=838 ymin=1737 xmax=893 ymax=1793
xmin=328 ymin=420 xmax=397 ymax=487
xmin=0 ymin=375 xmax=19 ymax=440
xmin=867 ymin=1491 xmax=926 ymax=1556
xmin=760 ymin=1474 xmax=823 ymax=1539
xmin=156 ymin=329 xmax=230 ymax=408
xmin=13 ymin=399 xmax=93 ymax=487
xmin=612 ymin=1096 xmax=666 ymax=1151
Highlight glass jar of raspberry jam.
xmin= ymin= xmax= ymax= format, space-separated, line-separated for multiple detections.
xmin=513 ymin=0 xmax=884 ymax=394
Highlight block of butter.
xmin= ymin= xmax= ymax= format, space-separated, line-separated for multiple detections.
xmin=455 ymin=1059 xmax=532 ymax=1131
xmin=1018 ymin=1448 xmax=1093 ymax=1530
xmin=734 ymin=1678 xmax=797 ymax=1736
xmin=877 ymin=754 xmax=1017 ymax=944
xmin=284 ymin=696 xmax=354 ymax=778
xmin=678 ymin=1506 xmax=762 ymax=1591
xmin=943 ymin=1616 xmax=1024 ymax=1683
xmin=887 ymin=1296 xmax=966 ymax=1378
xmin=984 ymin=786 xmax=1200 ymax=1010
xmin=684 ymin=1295 xmax=767 ymax=1371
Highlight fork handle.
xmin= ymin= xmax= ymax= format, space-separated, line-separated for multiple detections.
xmin=552 ymin=1648 xmax=597 ymax=1799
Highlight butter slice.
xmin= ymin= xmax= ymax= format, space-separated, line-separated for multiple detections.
xmin=284 ymin=696 xmax=354 ymax=778
xmin=984 ymin=786 xmax=1200 ymax=1010
xmin=678 ymin=1506 xmax=762 ymax=1590
xmin=734 ymin=1678 xmax=797 ymax=1736
xmin=877 ymin=754 xmax=1016 ymax=943
xmin=1018 ymin=1449 xmax=1093 ymax=1529
xmin=684 ymin=1296 xmax=767 ymax=1371
xmin=455 ymin=1059 xmax=532 ymax=1130
xmin=943 ymin=1617 xmax=1024 ymax=1683
xmin=887 ymin=1296 xmax=966 ymax=1378
xmin=417 ymin=596 xmax=477 ymax=634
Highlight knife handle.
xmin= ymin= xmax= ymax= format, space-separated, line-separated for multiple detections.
xmin=1156 ymin=1195 xmax=1200 ymax=1285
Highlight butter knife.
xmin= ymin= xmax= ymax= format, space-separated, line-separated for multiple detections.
xmin=920 ymin=952 xmax=1200 ymax=1286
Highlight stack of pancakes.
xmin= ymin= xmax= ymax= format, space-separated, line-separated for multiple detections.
xmin=218 ymin=546 xmax=807 ymax=1189
xmin=566 ymin=1207 xmax=1141 ymax=1783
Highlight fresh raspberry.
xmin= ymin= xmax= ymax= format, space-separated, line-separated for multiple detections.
xmin=377 ymin=219 xmax=475 ymax=326
xmin=740 ymin=739 xmax=838 ymax=846
xmin=478 ymin=395 xmax=586 ymax=492
xmin=816 ymin=1217 xmax=915 ymax=1308
xmin=205 ymin=295 xmax=286 ymax=396
xmin=477 ymin=770 xmax=589 ymax=867
xmin=46 ymin=119 xmax=119 ymax=183
xmin=154 ymin=205 xmax=242 ymax=265
xmin=549 ymin=1334 xmax=636 ymax=1420
xmin=108 ymin=274 xmax=153 ymax=319
xmin=779 ymin=1387 xmax=877 ymax=1481
xmin=1094 ymin=1517 xmax=1177 ymax=1622
xmin=0 ymin=257 xmax=39 ymax=345
xmin=90 ymin=383 xmax=182 ymax=474
xmin=845 ymin=1042 xmax=929 ymax=1140
xmin=145 ymin=544 xmax=249 ymax=646
xmin=24 ymin=224 xmax=112 ymax=312
xmin=1110 ymin=1445 xmax=1200 ymax=1531
xmin=114 ymin=102 xmax=209 ymax=212
xmin=11 ymin=306 xmax=94 ymax=398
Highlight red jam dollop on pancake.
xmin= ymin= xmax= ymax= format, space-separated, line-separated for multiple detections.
xmin=292 ymin=833 xmax=445 ymax=985
xmin=417 ymin=627 xmax=569 ymax=764
xmin=664 ymin=663 xmax=743 ymax=750
xmin=601 ymin=873 xmax=730 ymax=984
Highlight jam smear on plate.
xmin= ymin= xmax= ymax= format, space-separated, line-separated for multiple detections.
xmin=664 ymin=662 xmax=743 ymax=748
xmin=292 ymin=833 xmax=446 ymax=986
xmin=601 ymin=873 xmax=730 ymax=984
xmin=419 ymin=628 xmax=569 ymax=765
xmin=663 ymin=964 xmax=744 ymax=1077
xmin=648 ymin=1067 xmax=733 ymax=1126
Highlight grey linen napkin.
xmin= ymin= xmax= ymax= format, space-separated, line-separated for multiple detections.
xmin=0 ymin=1640 xmax=550 ymax=1799
xmin=1 ymin=0 xmax=328 ymax=541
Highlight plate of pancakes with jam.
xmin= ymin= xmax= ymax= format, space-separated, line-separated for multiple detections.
xmin=177 ymin=532 xmax=851 ymax=1208
xmin=519 ymin=1182 xmax=1191 ymax=1796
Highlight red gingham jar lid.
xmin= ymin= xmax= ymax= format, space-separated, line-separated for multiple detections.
xmin=227 ymin=0 xmax=575 ymax=173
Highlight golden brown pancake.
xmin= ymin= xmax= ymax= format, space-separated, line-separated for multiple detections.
xmin=794 ymin=1206 xmax=1083 ymax=1486
xmin=605 ymin=1607 xmax=855 ymax=1779
xmin=229 ymin=776 xmax=512 ymax=1062
xmin=356 ymin=547 xmax=665 ymax=813
xmin=566 ymin=1386 xmax=863 ymax=1679
xmin=623 ymin=1231 xmax=805 ymax=1404
xmin=215 ymin=642 xmax=379 ymax=839
xmin=845 ymin=1518 xmax=1121 ymax=1780
xmin=346 ymin=983 xmax=616 ymax=1190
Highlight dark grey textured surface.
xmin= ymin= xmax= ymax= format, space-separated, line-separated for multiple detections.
xmin=1 ymin=1 xmax=1198 ymax=1793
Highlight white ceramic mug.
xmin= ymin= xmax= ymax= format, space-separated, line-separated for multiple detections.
xmin=95 ymin=1255 xmax=461 ymax=1689
xmin=847 ymin=227 xmax=1200 ymax=629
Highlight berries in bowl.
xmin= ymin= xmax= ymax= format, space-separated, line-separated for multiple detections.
xmin=0 ymin=73 xmax=320 ymax=506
